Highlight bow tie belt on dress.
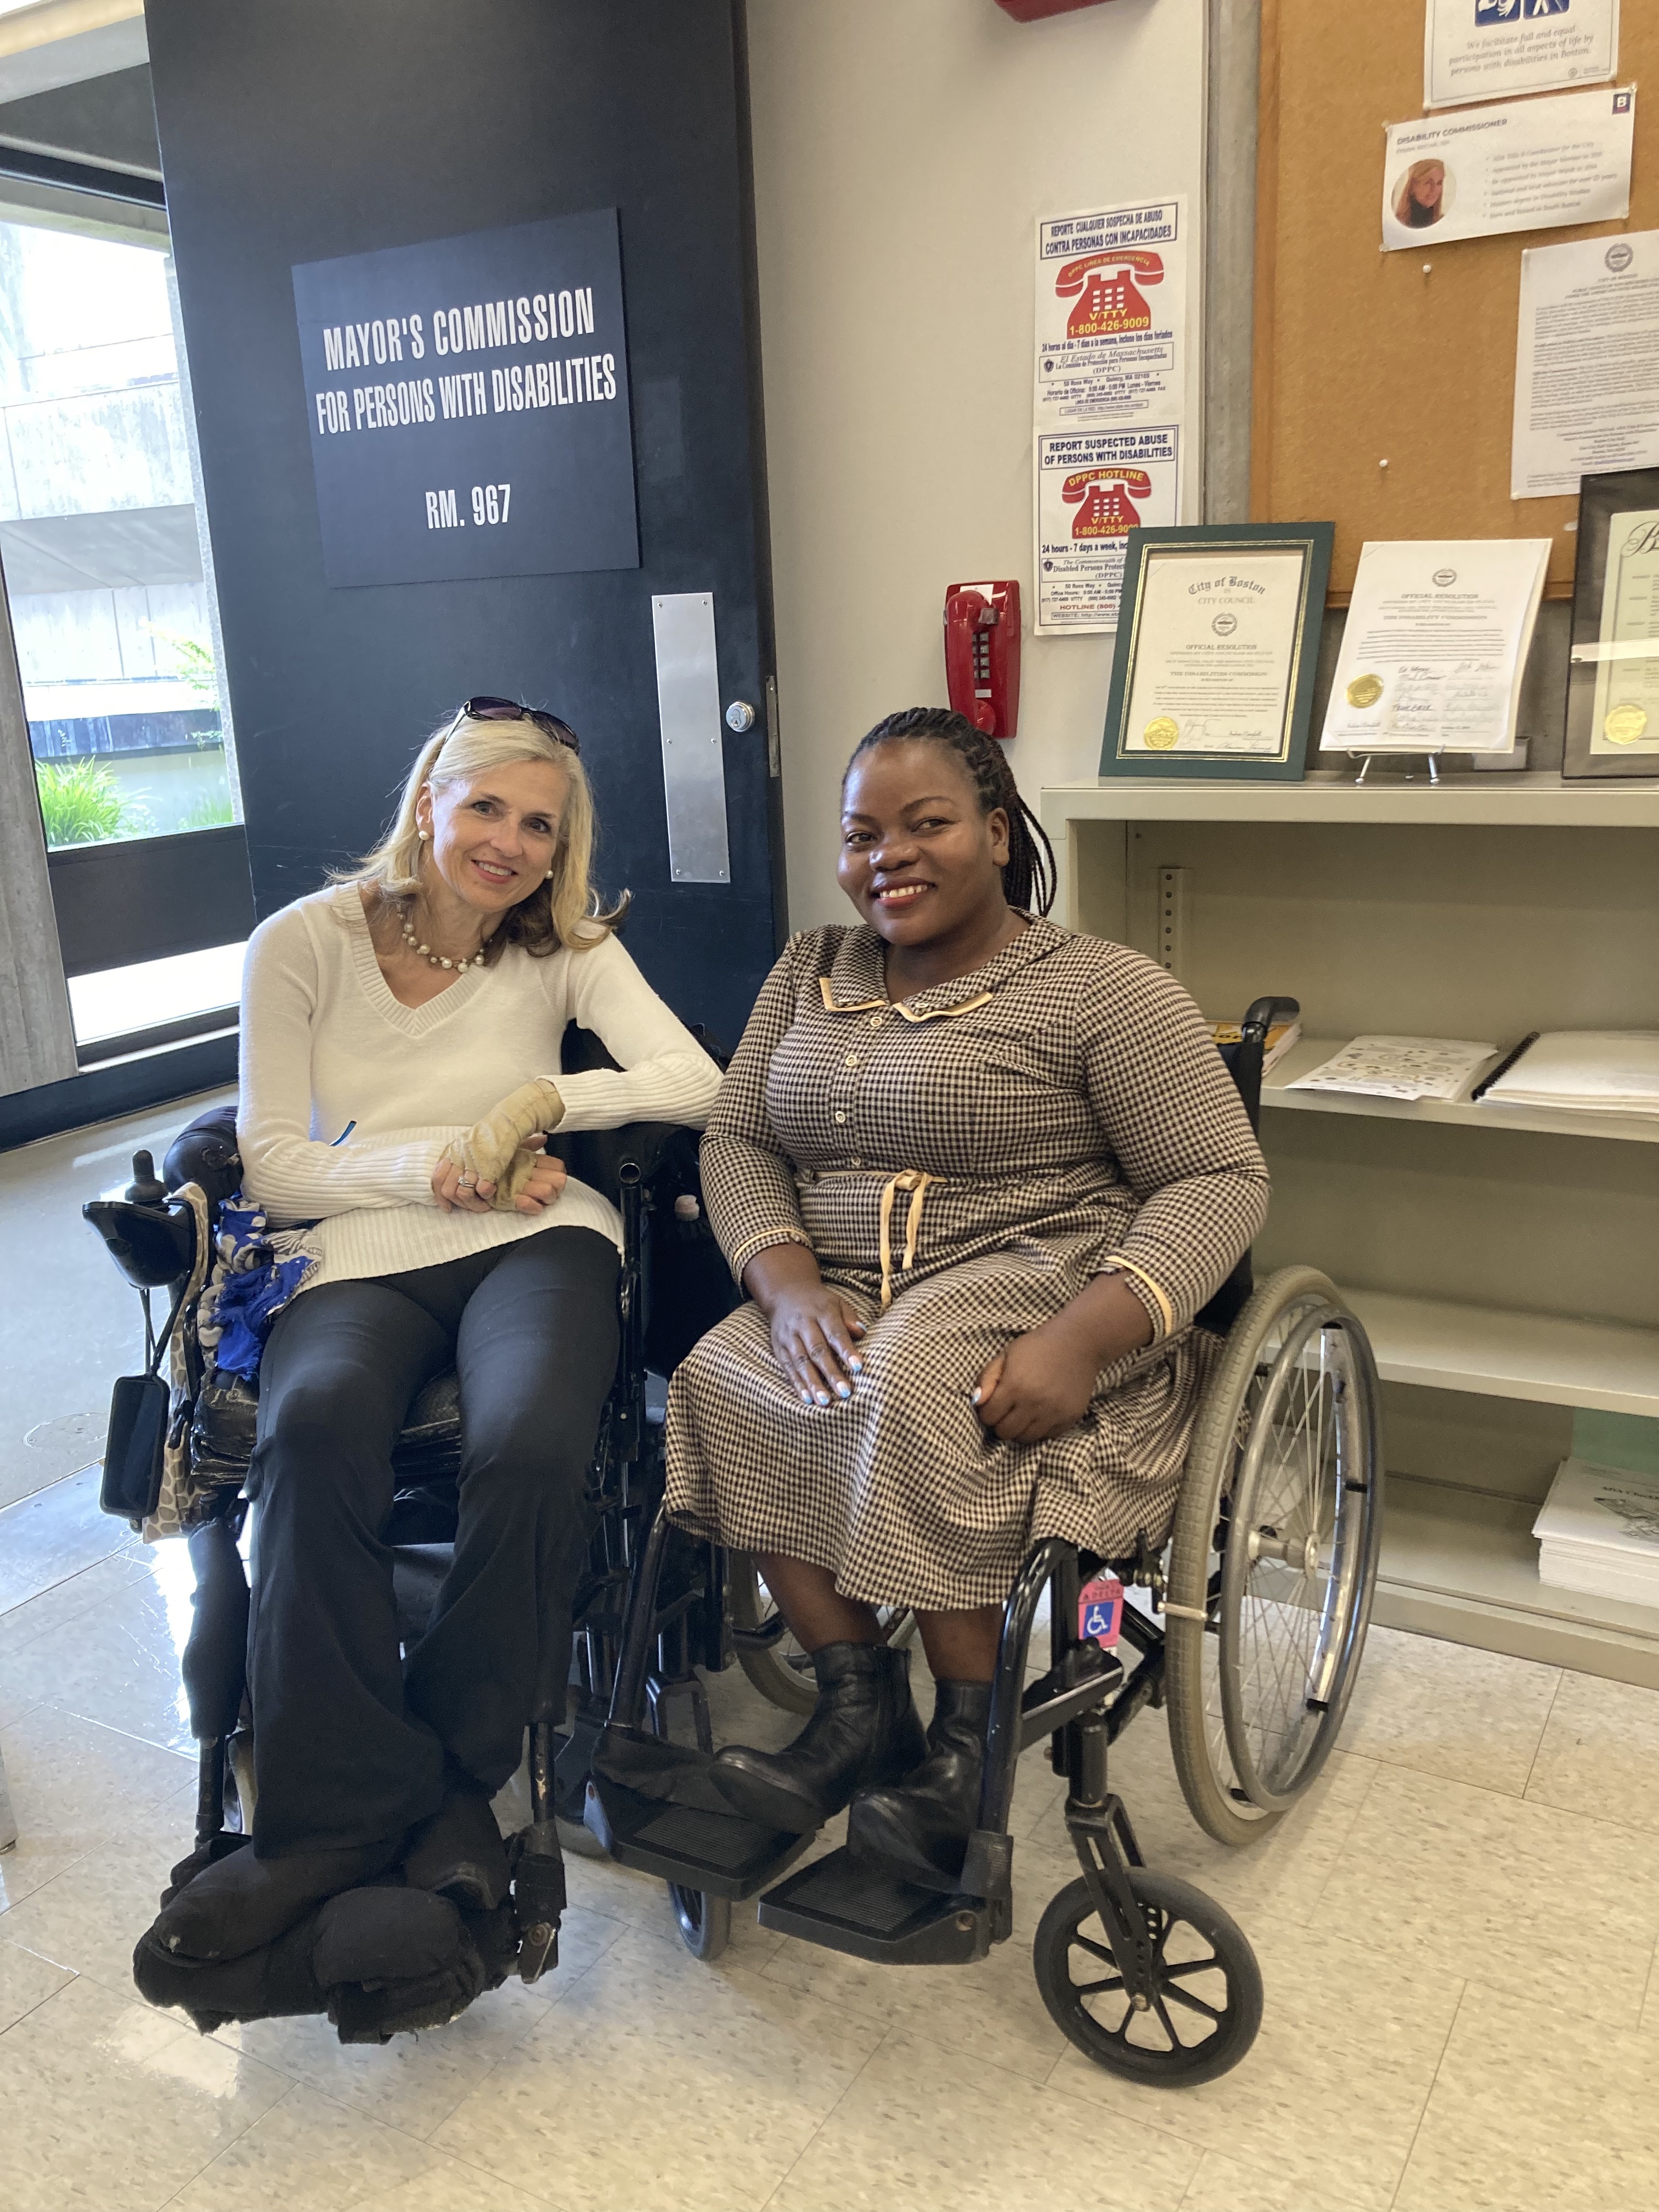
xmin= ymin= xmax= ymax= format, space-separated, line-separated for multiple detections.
xmin=868 ymin=1166 xmax=1173 ymax=1338
xmin=876 ymin=1169 xmax=938 ymax=1310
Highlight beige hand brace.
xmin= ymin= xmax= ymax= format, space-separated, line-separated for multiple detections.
xmin=443 ymin=1077 xmax=566 ymax=1206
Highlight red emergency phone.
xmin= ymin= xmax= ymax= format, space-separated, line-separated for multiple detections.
xmin=943 ymin=579 xmax=1020 ymax=741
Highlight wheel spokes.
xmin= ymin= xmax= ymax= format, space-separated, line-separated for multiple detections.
xmin=1221 ymin=1309 xmax=1374 ymax=1805
xmin=1070 ymin=1912 xmax=1230 ymax=2051
xmin=1161 ymin=1981 xmax=1223 ymax=2024
xmin=1070 ymin=1932 xmax=1118 ymax=1966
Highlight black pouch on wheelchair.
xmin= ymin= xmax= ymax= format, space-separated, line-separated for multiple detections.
xmin=99 ymin=1284 xmax=186 ymax=1523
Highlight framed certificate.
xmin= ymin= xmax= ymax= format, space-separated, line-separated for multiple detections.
xmin=1321 ymin=537 xmax=1549 ymax=758
xmin=1566 ymin=469 xmax=1659 ymax=781
xmin=1098 ymin=522 xmax=1333 ymax=781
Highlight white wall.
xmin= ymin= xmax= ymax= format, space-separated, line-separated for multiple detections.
xmin=747 ymin=0 xmax=1208 ymax=929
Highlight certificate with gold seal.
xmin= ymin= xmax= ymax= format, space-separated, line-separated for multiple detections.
xmin=1566 ymin=472 xmax=1659 ymax=779
xmin=1099 ymin=522 xmax=1332 ymax=783
xmin=1321 ymin=538 xmax=1550 ymax=757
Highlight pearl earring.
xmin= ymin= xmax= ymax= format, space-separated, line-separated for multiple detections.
xmin=544 ymin=867 xmax=554 ymax=879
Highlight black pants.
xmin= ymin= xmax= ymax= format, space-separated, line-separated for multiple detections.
xmin=246 ymin=1228 xmax=619 ymax=1857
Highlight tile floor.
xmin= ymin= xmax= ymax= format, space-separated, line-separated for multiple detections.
xmin=5 ymin=1474 xmax=1659 ymax=2212
xmin=4 ymin=1107 xmax=1659 ymax=2209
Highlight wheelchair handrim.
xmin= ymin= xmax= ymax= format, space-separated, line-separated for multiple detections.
xmin=1218 ymin=1301 xmax=1381 ymax=1812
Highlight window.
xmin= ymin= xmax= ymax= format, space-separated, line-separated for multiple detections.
xmin=0 ymin=220 xmax=236 ymax=852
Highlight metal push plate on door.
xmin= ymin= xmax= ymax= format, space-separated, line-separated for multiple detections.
xmin=652 ymin=591 xmax=730 ymax=885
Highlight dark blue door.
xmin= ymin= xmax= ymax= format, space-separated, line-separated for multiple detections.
xmin=146 ymin=0 xmax=782 ymax=1049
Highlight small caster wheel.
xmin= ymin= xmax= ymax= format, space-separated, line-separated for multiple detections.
xmin=668 ymin=1882 xmax=731 ymax=1961
xmin=1032 ymin=1869 xmax=1262 ymax=2086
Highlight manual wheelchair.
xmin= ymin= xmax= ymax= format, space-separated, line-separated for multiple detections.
xmin=579 ymin=995 xmax=1385 ymax=2086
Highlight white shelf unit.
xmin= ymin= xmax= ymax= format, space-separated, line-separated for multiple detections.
xmin=1041 ymin=771 xmax=1659 ymax=833
xmin=1040 ymin=775 xmax=1659 ymax=1684
xmin=1265 ymin=1037 xmax=1659 ymax=1147
xmin=1344 ymin=1291 xmax=1659 ymax=1420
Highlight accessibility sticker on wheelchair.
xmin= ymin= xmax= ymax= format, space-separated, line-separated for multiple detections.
xmin=1078 ymin=1575 xmax=1124 ymax=1648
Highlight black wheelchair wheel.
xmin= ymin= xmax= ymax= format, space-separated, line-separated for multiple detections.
xmin=667 ymin=1882 xmax=731 ymax=1961
xmin=727 ymin=1555 xmax=916 ymax=1717
xmin=1032 ymin=1869 xmax=1262 ymax=2087
xmin=1166 ymin=1267 xmax=1384 ymax=1846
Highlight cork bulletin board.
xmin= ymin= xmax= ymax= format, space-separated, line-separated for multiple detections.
xmin=1250 ymin=0 xmax=1659 ymax=602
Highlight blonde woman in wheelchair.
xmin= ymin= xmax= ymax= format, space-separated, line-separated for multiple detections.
xmin=667 ymin=707 xmax=1268 ymax=1893
xmin=154 ymin=701 xmax=720 ymax=1966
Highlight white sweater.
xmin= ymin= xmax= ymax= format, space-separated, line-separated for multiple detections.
xmin=236 ymin=884 xmax=723 ymax=1289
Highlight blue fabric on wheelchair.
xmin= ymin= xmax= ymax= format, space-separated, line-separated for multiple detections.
xmin=198 ymin=1197 xmax=318 ymax=1382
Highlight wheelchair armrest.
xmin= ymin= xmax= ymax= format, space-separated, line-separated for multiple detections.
xmin=552 ymin=1019 xmax=721 ymax=1205
xmin=163 ymin=1105 xmax=241 ymax=1207
xmin=549 ymin=1120 xmax=696 ymax=1208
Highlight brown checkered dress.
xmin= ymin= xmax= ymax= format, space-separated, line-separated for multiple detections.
xmin=665 ymin=919 xmax=1269 ymax=1610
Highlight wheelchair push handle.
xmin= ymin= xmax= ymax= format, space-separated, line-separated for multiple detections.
xmin=1222 ymin=994 xmax=1300 ymax=1136
xmin=1238 ymin=995 xmax=1300 ymax=1047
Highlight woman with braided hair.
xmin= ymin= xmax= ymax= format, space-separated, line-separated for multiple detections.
xmin=665 ymin=706 xmax=1268 ymax=1891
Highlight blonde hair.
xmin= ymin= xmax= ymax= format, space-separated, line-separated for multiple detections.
xmin=1393 ymin=159 xmax=1445 ymax=223
xmin=340 ymin=713 xmax=628 ymax=957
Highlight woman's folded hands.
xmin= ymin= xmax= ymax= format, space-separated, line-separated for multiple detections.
xmin=433 ymin=1077 xmax=568 ymax=1215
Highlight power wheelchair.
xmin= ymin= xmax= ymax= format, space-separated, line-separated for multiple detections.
xmin=83 ymin=996 xmax=1383 ymax=2081
xmin=83 ymin=1024 xmax=761 ymax=2027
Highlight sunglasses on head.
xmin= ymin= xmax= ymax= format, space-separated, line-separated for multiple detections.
xmin=460 ymin=695 xmax=580 ymax=757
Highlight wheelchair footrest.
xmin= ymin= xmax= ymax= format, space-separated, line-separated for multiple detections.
xmin=757 ymin=1848 xmax=993 ymax=1966
xmin=584 ymin=1728 xmax=812 ymax=1900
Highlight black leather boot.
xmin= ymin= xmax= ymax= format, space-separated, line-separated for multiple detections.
xmin=711 ymin=1641 xmax=925 ymax=1833
xmin=847 ymin=1678 xmax=992 ymax=1893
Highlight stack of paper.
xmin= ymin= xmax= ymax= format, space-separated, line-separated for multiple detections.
xmin=1480 ymin=1033 xmax=1659 ymax=1122
xmin=1285 ymin=1035 xmax=1496 ymax=1103
xmin=1534 ymin=1459 xmax=1659 ymax=1609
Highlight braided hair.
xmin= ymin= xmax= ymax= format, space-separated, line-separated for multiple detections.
xmin=845 ymin=706 xmax=1057 ymax=917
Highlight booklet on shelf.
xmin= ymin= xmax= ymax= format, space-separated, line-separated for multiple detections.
xmin=1285 ymin=1034 xmax=1496 ymax=1103
xmin=1534 ymin=1459 xmax=1659 ymax=1606
xmin=1479 ymin=1031 xmax=1659 ymax=1121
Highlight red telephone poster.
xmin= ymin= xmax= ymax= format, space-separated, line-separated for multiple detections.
xmin=1035 ymin=200 xmax=1187 ymax=428
xmin=1035 ymin=425 xmax=1179 ymax=633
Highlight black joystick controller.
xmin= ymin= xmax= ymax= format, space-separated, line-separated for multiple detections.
xmin=123 ymin=1149 xmax=168 ymax=1206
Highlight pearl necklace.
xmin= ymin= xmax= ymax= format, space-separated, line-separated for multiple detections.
xmin=400 ymin=912 xmax=486 ymax=973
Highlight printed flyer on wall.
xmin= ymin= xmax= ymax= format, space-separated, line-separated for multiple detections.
xmin=1034 ymin=425 xmax=1178 ymax=634
xmin=1512 ymin=229 xmax=1659 ymax=498
xmin=1034 ymin=200 xmax=1187 ymax=427
xmin=1383 ymin=86 xmax=1633 ymax=251
xmin=1425 ymin=0 xmax=1619 ymax=111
